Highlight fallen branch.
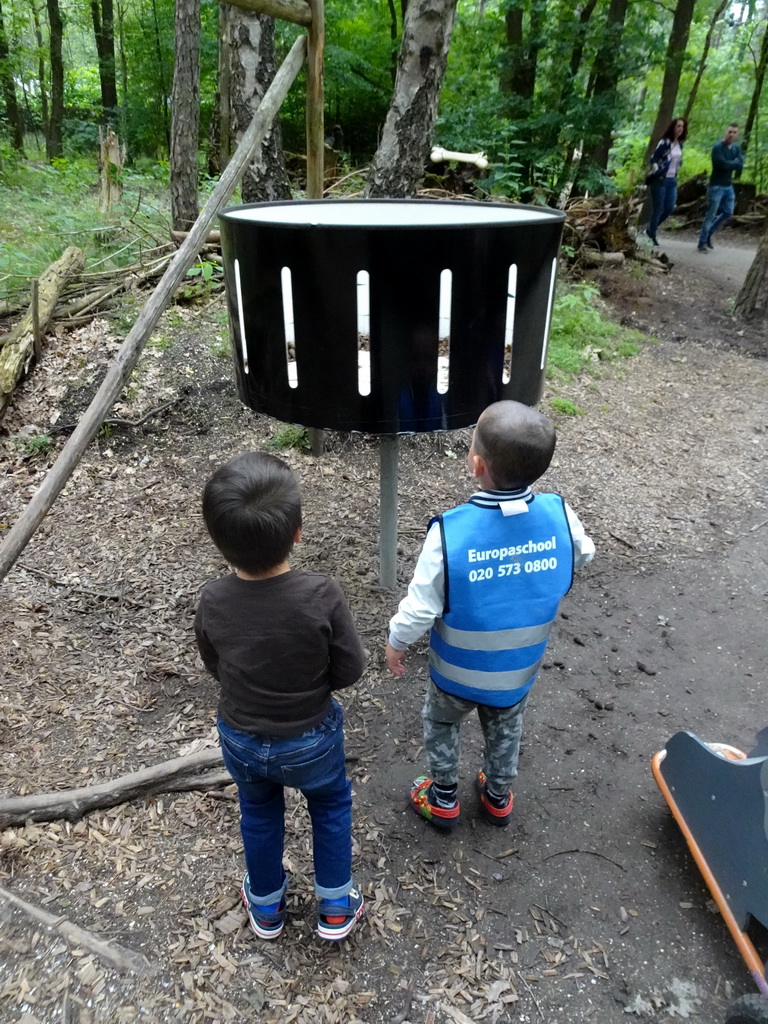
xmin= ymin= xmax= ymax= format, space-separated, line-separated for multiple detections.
xmin=57 ymin=257 xmax=172 ymax=321
xmin=0 ymin=884 xmax=153 ymax=975
xmin=0 ymin=748 xmax=228 ymax=829
xmin=49 ymin=397 xmax=183 ymax=436
xmin=0 ymin=246 xmax=85 ymax=420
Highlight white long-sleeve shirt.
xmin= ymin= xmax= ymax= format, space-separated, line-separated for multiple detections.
xmin=388 ymin=488 xmax=595 ymax=650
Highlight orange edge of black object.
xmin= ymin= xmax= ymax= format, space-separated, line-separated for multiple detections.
xmin=651 ymin=749 xmax=768 ymax=997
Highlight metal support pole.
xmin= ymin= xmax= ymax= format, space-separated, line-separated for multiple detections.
xmin=379 ymin=434 xmax=399 ymax=589
xmin=306 ymin=0 xmax=325 ymax=459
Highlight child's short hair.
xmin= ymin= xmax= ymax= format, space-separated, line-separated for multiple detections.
xmin=202 ymin=452 xmax=302 ymax=574
xmin=475 ymin=401 xmax=556 ymax=489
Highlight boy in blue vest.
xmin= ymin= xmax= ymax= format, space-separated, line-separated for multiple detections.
xmin=386 ymin=401 xmax=594 ymax=829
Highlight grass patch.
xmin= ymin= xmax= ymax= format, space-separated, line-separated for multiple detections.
xmin=0 ymin=156 xmax=170 ymax=307
xmin=549 ymin=398 xmax=583 ymax=416
xmin=210 ymin=336 xmax=231 ymax=359
xmin=548 ymin=283 xmax=647 ymax=379
xmin=14 ymin=433 xmax=54 ymax=458
xmin=268 ymin=425 xmax=310 ymax=452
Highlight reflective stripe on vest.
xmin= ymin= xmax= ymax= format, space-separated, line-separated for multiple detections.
xmin=429 ymin=494 xmax=574 ymax=707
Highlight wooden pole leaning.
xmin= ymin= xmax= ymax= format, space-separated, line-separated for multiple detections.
xmin=306 ymin=0 xmax=326 ymax=457
xmin=0 ymin=34 xmax=308 ymax=585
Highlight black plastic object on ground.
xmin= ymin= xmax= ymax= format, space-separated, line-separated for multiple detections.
xmin=218 ymin=199 xmax=565 ymax=434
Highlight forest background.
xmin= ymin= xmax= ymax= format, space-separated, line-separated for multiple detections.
xmin=1 ymin=0 xmax=767 ymax=277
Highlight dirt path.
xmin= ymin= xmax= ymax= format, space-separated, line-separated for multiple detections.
xmin=654 ymin=232 xmax=757 ymax=290
xmin=0 ymin=238 xmax=766 ymax=1024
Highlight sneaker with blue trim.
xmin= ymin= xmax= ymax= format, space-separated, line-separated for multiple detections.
xmin=241 ymin=874 xmax=287 ymax=940
xmin=476 ymin=770 xmax=514 ymax=827
xmin=409 ymin=776 xmax=461 ymax=830
xmin=317 ymin=886 xmax=365 ymax=941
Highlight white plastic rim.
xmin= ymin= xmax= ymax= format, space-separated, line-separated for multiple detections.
xmin=224 ymin=201 xmax=560 ymax=228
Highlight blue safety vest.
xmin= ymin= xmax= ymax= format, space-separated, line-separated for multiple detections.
xmin=429 ymin=494 xmax=574 ymax=707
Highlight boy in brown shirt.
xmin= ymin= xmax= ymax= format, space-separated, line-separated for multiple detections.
xmin=195 ymin=452 xmax=366 ymax=940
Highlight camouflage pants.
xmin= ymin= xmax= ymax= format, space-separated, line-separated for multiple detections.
xmin=422 ymin=680 xmax=529 ymax=792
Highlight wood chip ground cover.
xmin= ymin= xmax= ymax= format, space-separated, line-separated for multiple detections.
xmin=1 ymin=264 xmax=767 ymax=1023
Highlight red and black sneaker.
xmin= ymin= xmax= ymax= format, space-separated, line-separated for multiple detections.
xmin=409 ymin=776 xmax=460 ymax=830
xmin=476 ymin=770 xmax=513 ymax=827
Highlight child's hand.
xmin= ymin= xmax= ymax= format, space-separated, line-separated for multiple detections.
xmin=386 ymin=642 xmax=406 ymax=677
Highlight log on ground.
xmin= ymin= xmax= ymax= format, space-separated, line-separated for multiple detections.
xmin=0 ymin=246 xmax=85 ymax=420
xmin=0 ymin=748 xmax=230 ymax=829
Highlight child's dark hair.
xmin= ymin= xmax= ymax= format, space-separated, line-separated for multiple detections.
xmin=474 ymin=401 xmax=556 ymax=489
xmin=202 ymin=452 xmax=302 ymax=574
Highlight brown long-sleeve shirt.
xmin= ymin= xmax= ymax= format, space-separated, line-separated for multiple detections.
xmin=194 ymin=569 xmax=366 ymax=738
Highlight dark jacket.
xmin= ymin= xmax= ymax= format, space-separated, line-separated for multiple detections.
xmin=709 ymin=140 xmax=744 ymax=187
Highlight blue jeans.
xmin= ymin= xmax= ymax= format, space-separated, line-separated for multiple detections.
xmin=648 ymin=177 xmax=677 ymax=239
xmin=698 ymin=185 xmax=735 ymax=245
xmin=218 ymin=700 xmax=352 ymax=906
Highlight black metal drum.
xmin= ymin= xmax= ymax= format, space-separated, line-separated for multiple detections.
xmin=218 ymin=199 xmax=565 ymax=434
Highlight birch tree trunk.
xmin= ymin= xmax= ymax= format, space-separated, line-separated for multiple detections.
xmin=365 ymin=0 xmax=457 ymax=198
xmin=229 ymin=9 xmax=291 ymax=203
xmin=170 ymin=0 xmax=201 ymax=230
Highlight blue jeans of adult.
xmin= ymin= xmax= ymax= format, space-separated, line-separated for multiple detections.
xmin=218 ymin=700 xmax=352 ymax=907
xmin=648 ymin=177 xmax=677 ymax=240
xmin=698 ymin=185 xmax=735 ymax=246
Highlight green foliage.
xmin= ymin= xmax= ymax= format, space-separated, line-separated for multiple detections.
xmin=180 ymin=260 xmax=220 ymax=302
xmin=268 ymin=425 xmax=310 ymax=452
xmin=210 ymin=336 xmax=231 ymax=359
xmin=549 ymin=398 xmax=584 ymax=416
xmin=15 ymin=433 xmax=54 ymax=458
xmin=547 ymin=283 xmax=646 ymax=378
xmin=0 ymin=156 xmax=171 ymax=307
xmin=146 ymin=333 xmax=172 ymax=351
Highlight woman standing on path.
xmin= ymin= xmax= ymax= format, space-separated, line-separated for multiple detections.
xmin=646 ymin=117 xmax=688 ymax=246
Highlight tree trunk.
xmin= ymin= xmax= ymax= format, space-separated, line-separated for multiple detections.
xmin=90 ymin=0 xmax=118 ymax=121
xmin=98 ymin=124 xmax=125 ymax=211
xmin=734 ymin=220 xmax=768 ymax=318
xmin=644 ymin=0 xmax=697 ymax=163
xmin=0 ymin=0 xmax=25 ymax=151
xmin=208 ymin=2 xmax=231 ymax=176
xmin=151 ymin=0 xmax=170 ymax=147
xmin=741 ymin=14 xmax=768 ymax=159
xmin=0 ymin=246 xmax=85 ymax=420
xmin=584 ymin=0 xmax=629 ymax=171
xmin=365 ymin=0 xmax=458 ymax=198
xmin=45 ymin=0 xmax=64 ymax=159
xmin=500 ymin=0 xmax=546 ymax=123
xmin=29 ymin=0 xmax=49 ymax=137
xmin=170 ymin=0 xmax=201 ymax=231
xmin=682 ymin=0 xmax=728 ymax=123
xmin=116 ymin=0 xmax=128 ymax=125
xmin=229 ymin=9 xmax=291 ymax=203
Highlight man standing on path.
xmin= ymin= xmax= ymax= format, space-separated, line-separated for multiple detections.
xmin=697 ymin=124 xmax=744 ymax=253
